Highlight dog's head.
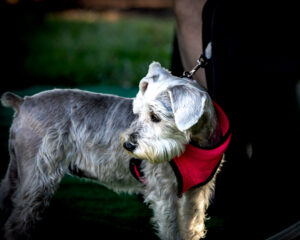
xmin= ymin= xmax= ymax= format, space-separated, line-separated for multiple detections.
xmin=121 ymin=62 xmax=213 ymax=163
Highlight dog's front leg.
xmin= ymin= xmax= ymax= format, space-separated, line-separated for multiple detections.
xmin=145 ymin=188 xmax=181 ymax=240
xmin=143 ymin=163 xmax=181 ymax=240
xmin=178 ymin=179 xmax=216 ymax=240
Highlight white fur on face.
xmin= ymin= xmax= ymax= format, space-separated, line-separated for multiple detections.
xmin=123 ymin=62 xmax=209 ymax=163
xmin=131 ymin=94 xmax=187 ymax=162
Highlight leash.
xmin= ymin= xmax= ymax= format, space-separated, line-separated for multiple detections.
xmin=182 ymin=42 xmax=212 ymax=79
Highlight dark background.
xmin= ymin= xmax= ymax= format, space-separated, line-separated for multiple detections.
xmin=1 ymin=0 xmax=299 ymax=239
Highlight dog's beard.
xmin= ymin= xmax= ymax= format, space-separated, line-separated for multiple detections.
xmin=121 ymin=117 xmax=191 ymax=163
xmin=133 ymin=138 xmax=186 ymax=163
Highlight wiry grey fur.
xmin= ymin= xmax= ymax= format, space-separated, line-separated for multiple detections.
xmin=0 ymin=62 xmax=223 ymax=240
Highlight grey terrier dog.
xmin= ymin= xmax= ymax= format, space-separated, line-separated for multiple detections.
xmin=0 ymin=62 xmax=231 ymax=240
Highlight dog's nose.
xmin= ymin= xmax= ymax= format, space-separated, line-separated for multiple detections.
xmin=123 ymin=141 xmax=136 ymax=152
xmin=129 ymin=133 xmax=138 ymax=144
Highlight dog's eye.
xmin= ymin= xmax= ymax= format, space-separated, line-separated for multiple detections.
xmin=150 ymin=112 xmax=161 ymax=123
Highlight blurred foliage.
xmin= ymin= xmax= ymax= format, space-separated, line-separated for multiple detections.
xmin=23 ymin=12 xmax=174 ymax=87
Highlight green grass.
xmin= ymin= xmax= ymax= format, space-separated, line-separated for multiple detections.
xmin=33 ymin=175 xmax=157 ymax=240
xmin=23 ymin=12 xmax=174 ymax=87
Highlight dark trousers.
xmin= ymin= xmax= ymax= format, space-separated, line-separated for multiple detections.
xmin=172 ymin=0 xmax=300 ymax=238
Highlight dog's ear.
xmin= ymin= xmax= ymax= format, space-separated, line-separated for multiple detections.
xmin=139 ymin=80 xmax=149 ymax=95
xmin=168 ymin=85 xmax=207 ymax=131
xmin=148 ymin=62 xmax=164 ymax=74
xmin=146 ymin=62 xmax=170 ymax=80
xmin=139 ymin=62 xmax=167 ymax=95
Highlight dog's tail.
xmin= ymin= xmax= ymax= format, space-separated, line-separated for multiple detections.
xmin=1 ymin=92 xmax=23 ymax=111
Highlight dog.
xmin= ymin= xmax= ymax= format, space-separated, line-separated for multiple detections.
xmin=0 ymin=62 xmax=231 ymax=240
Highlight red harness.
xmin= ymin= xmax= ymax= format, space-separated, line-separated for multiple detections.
xmin=129 ymin=101 xmax=231 ymax=196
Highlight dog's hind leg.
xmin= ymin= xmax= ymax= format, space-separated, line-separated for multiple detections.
xmin=4 ymin=168 xmax=64 ymax=240
xmin=3 ymin=128 xmax=66 ymax=240
xmin=0 ymin=143 xmax=19 ymax=224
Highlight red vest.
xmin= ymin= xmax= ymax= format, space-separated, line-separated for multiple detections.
xmin=130 ymin=102 xmax=231 ymax=196
xmin=170 ymin=102 xmax=231 ymax=195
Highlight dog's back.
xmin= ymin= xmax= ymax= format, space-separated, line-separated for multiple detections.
xmin=2 ymin=89 xmax=134 ymax=136
xmin=0 ymin=89 xmax=138 ymax=239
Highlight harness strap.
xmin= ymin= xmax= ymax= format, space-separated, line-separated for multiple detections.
xmin=129 ymin=158 xmax=146 ymax=184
